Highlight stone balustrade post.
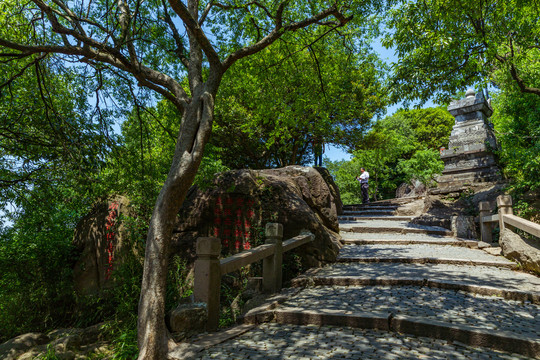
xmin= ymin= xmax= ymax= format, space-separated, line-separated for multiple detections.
xmin=478 ymin=201 xmax=493 ymax=243
xmin=194 ymin=237 xmax=221 ymax=331
xmin=263 ymin=223 xmax=283 ymax=293
xmin=497 ymin=195 xmax=514 ymax=232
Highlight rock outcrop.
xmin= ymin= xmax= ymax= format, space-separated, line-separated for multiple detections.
xmin=172 ymin=166 xmax=343 ymax=269
xmin=500 ymin=228 xmax=540 ymax=274
xmin=72 ymin=195 xmax=134 ymax=294
xmin=396 ymin=180 xmax=426 ymax=198
xmin=0 ymin=325 xmax=109 ymax=360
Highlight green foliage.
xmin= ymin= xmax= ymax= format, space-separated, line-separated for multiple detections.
xmin=97 ymin=100 xmax=229 ymax=215
xmin=384 ymin=0 xmax=540 ymax=104
xmin=327 ymin=107 xmax=452 ymax=202
xmin=491 ymin=70 xmax=540 ymax=219
xmin=0 ymin=184 xmax=90 ymax=342
xmin=398 ymin=149 xmax=444 ymax=186
xmin=38 ymin=344 xmax=60 ymax=360
xmin=213 ymin=31 xmax=388 ymax=168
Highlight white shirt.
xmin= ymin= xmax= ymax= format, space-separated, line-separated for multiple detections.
xmin=359 ymin=171 xmax=369 ymax=183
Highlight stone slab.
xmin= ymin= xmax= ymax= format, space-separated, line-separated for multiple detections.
xmin=337 ymin=244 xmax=515 ymax=267
xmin=292 ymin=262 xmax=540 ymax=301
xmin=194 ymin=323 xmax=528 ymax=359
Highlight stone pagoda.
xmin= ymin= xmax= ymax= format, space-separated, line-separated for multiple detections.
xmin=433 ymin=89 xmax=500 ymax=194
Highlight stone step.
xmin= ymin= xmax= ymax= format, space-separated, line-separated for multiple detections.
xmin=339 ymin=215 xmax=415 ymax=221
xmin=191 ymin=322 xmax=531 ymax=360
xmin=336 ymin=244 xmax=516 ymax=268
xmin=341 ymin=237 xmax=478 ymax=248
xmin=339 ymin=220 xmax=453 ymax=236
xmin=342 ymin=210 xmax=395 ymax=216
xmin=291 ymin=262 xmax=540 ymax=303
xmin=340 ymin=232 xmax=459 ymax=245
xmin=343 ymin=206 xmax=398 ymax=212
xmin=259 ymin=286 xmax=540 ymax=358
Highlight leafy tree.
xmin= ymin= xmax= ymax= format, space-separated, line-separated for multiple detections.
xmin=0 ymin=183 xmax=88 ymax=341
xmin=0 ymin=0 xmax=388 ymax=357
xmin=398 ymin=149 xmax=444 ymax=186
xmin=491 ymin=72 xmax=540 ymax=218
xmin=383 ymin=0 xmax=540 ymax=104
xmin=213 ymin=32 xmax=387 ymax=168
xmin=0 ymin=62 xmax=113 ymax=209
xmin=328 ymin=106 xmax=451 ymax=202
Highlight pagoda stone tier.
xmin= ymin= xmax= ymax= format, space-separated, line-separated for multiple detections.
xmin=432 ymin=89 xmax=500 ymax=195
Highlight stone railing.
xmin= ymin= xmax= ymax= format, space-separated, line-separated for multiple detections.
xmin=193 ymin=223 xmax=314 ymax=330
xmin=479 ymin=195 xmax=540 ymax=242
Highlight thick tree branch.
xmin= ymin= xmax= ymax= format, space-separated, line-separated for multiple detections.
xmin=168 ymin=0 xmax=222 ymax=68
xmin=222 ymin=4 xmax=352 ymax=71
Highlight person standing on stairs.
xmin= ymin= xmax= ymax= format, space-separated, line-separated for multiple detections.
xmin=356 ymin=168 xmax=370 ymax=204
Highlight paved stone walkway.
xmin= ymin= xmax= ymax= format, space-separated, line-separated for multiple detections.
xmin=195 ymin=323 xmax=530 ymax=359
xmin=191 ymin=199 xmax=540 ymax=359
xmin=279 ymin=286 xmax=539 ymax=337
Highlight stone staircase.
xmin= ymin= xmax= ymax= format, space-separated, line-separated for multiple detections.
xmin=189 ymin=199 xmax=540 ymax=359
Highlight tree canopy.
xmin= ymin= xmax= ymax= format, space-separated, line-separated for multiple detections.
xmin=327 ymin=107 xmax=453 ymax=202
xmin=384 ymin=0 xmax=540 ymax=104
xmin=213 ymin=31 xmax=388 ymax=168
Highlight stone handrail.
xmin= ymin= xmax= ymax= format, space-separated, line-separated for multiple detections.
xmin=479 ymin=195 xmax=540 ymax=242
xmin=220 ymin=243 xmax=276 ymax=275
xmin=502 ymin=214 xmax=540 ymax=238
xmin=193 ymin=223 xmax=314 ymax=331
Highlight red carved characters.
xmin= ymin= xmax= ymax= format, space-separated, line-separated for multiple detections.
xmin=105 ymin=202 xmax=119 ymax=280
xmin=211 ymin=195 xmax=255 ymax=252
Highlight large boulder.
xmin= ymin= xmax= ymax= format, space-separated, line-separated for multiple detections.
xmin=500 ymin=228 xmax=540 ymax=274
xmin=72 ymin=195 xmax=133 ymax=294
xmin=172 ymin=166 xmax=343 ymax=269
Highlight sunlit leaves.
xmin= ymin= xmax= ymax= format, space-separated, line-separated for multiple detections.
xmin=384 ymin=0 xmax=540 ymax=104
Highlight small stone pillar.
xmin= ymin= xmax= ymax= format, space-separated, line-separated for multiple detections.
xmin=497 ymin=195 xmax=514 ymax=232
xmin=194 ymin=237 xmax=221 ymax=331
xmin=263 ymin=223 xmax=283 ymax=293
xmin=478 ymin=201 xmax=493 ymax=243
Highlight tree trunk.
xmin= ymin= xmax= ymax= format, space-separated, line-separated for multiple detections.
xmin=137 ymin=91 xmax=215 ymax=359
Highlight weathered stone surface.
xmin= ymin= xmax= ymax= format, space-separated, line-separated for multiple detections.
xmin=173 ymin=166 xmax=342 ymax=269
xmin=2 ymin=324 xmax=109 ymax=360
xmin=72 ymin=195 xmax=135 ymax=294
xmin=0 ymin=333 xmax=50 ymax=360
xmin=396 ymin=180 xmax=426 ymax=199
xmin=314 ymin=167 xmax=343 ymax=215
xmin=167 ymin=303 xmax=207 ymax=334
xmin=451 ymin=215 xmax=478 ymax=239
xmin=435 ymin=90 xmax=501 ymax=193
xmin=500 ymin=228 xmax=540 ymax=274
xmin=411 ymin=214 xmax=451 ymax=230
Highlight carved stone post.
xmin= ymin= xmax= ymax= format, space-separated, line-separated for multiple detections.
xmin=194 ymin=237 xmax=221 ymax=331
xmin=478 ymin=201 xmax=493 ymax=243
xmin=263 ymin=223 xmax=283 ymax=293
xmin=497 ymin=195 xmax=514 ymax=232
